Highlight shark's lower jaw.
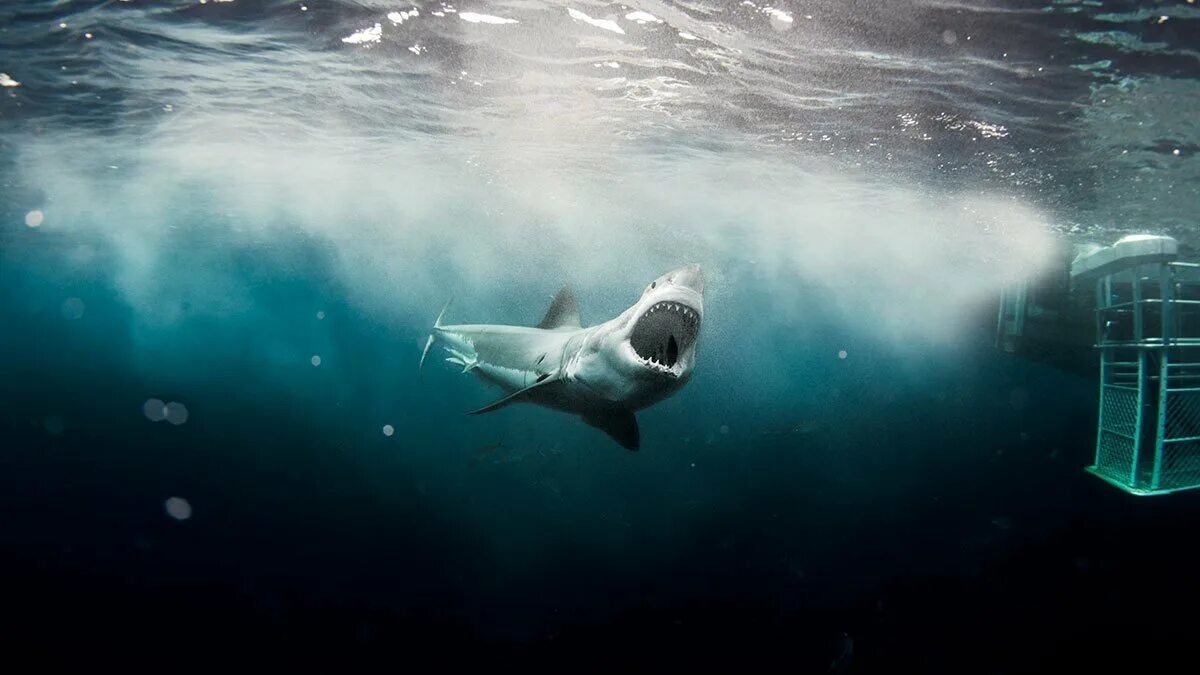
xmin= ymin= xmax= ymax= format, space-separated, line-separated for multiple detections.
xmin=629 ymin=300 xmax=700 ymax=374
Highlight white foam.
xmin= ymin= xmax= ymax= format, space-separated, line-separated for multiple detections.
xmin=459 ymin=12 xmax=517 ymax=25
xmin=765 ymin=8 xmax=793 ymax=23
xmin=388 ymin=9 xmax=419 ymax=25
xmin=342 ymin=23 xmax=382 ymax=45
xmin=625 ymin=11 xmax=661 ymax=24
xmin=567 ymin=8 xmax=624 ymax=35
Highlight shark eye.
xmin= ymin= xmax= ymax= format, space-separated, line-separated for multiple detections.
xmin=650 ymin=282 xmax=656 ymax=289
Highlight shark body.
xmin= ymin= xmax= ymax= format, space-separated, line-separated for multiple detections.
xmin=420 ymin=265 xmax=705 ymax=450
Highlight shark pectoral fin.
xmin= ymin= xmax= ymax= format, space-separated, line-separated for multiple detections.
xmin=582 ymin=409 xmax=640 ymax=451
xmin=466 ymin=373 xmax=561 ymax=416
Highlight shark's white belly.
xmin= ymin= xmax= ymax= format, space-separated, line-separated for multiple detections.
xmin=433 ymin=323 xmax=588 ymax=393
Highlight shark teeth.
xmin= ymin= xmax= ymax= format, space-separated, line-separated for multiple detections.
xmin=630 ymin=300 xmax=700 ymax=371
xmin=637 ymin=353 xmax=679 ymax=376
xmin=647 ymin=301 xmax=698 ymax=323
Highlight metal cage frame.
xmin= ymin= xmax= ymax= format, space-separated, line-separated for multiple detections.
xmin=1088 ymin=261 xmax=1200 ymax=495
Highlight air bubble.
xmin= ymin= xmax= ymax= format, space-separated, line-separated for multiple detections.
xmin=164 ymin=401 xmax=189 ymax=425
xmin=60 ymin=297 xmax=85 ymax=320
xmin=143 ymin=398 xmax=167 ymax=422
xmin=1009 ymin=388 xmax=1029 ymax=411
xmin=165 ymin=497 xmax=192 ymax=521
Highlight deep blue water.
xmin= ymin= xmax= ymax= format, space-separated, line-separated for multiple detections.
xmin=2 ymin=0 xmax=1199 ymax=670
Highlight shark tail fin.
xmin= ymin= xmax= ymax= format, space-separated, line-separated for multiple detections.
xmin=419 ymin=297 xmax=453 ymax=377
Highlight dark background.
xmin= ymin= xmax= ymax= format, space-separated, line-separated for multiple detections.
xmin=4 ymin=236 xmax=1198 ymax=672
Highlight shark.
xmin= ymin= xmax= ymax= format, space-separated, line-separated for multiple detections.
xmin=419 ymin=264 xmax=705 ymax=450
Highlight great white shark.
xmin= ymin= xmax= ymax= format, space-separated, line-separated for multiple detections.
xmin=419 ymin=264 xmax=705 ymax=450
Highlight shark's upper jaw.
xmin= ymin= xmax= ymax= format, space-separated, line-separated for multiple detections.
xmin=629 ymin=300 xmax=700 ymax=375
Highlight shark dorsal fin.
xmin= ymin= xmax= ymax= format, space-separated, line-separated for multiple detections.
xmin=536 ymin=286 xmax=581 ymax=329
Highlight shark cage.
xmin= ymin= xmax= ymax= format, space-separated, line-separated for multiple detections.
xmin=997 ymin=234 xmax=1200 ymax=496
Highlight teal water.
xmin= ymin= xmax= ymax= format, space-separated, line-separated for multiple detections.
xmin=2 ymin=0 xmax=1199 ymax=670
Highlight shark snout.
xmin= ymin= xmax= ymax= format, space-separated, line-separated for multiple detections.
xmin=666 ymin=264 xmax=704 ymax=295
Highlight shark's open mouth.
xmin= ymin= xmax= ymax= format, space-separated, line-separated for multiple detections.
xmin=630 ymin=301 xmax=700 ymax=370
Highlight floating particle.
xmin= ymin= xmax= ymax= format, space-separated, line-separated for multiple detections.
xmin=60 ymin=297 xmax=85 ymax=320
xmin=831 ymin=632 xmax=854 ymax=672
xmin=164 ymin=401 xmax=189 ymax=425
xmin=311 ymin=354 xmax=322 ymax=367
xmin=143 ymin=398 xmax=167 ymax=422
xmin=165 ymin=497 xmax=192 ymax=521
xmin=838 ymin=350 xmax=848 ymax=360
xmin=25 ymin=210 xmax=44 ymax=227
xmin=43 ymin=415 xmax=65 ymax=435
xmin=382 ymin=424 xmax=395 ymax=437
xmin=1009 ymin=388 xmax=1029 ymax=410
xmin=316 ymin=310 xmax=325 ymax=320
xmin=719 ymin=424 xmax=729 ymax=435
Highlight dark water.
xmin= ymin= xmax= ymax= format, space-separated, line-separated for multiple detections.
xmin=2 ymin=0 xmax=1199 ymax=670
